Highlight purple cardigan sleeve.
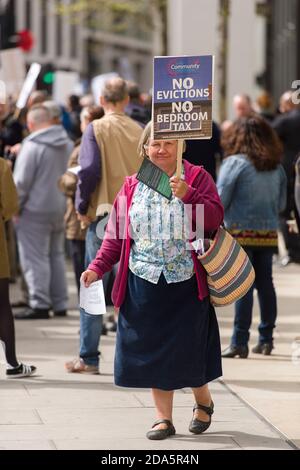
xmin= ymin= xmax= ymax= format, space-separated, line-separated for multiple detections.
xmin=87 ymin=183 xmax=127 ymax=278
xmin=75 ymin=123 xmax=101 ymax=215
xmin=182 ymin=168 xmax=224 ymax=235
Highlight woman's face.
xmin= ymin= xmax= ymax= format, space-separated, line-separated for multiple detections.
xmin=145 ymin=139 xmax=178 ymax=175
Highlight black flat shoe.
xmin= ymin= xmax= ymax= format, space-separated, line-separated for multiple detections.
xmin=189 ymin=401 xmax=214 ymax=434
xmin=221 ymin=344 xmax=249 ymax=358
xmin=146 ymin=419 xmax=176 ymax=440
xmin=53 ymin=310 xmax=67 ymax=317
xmin=14 ymin=308 xmax=50 ymax=320
xmin=252 ymin=343 xmax=273 ymax=355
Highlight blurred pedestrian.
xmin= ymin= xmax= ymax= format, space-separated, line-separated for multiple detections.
xmin=183 ymin=121 xmax=222 ymax=181
xmin=233 ymin=94 xmax=254 ymax=119
xmin=66 ymin=95 xmax=82 ymax=141
xmin=221 ymin=94 xmax=254 ymax=131
xmin=218 ymin=117 xmax=286 ymax=358
xmin=65 ymin=77 xmax=142 ymax=374
xmin=58 ymin=105 xmax=104 ymax=293
xmin=272 ymin=95 xmax=300 ymax=264
xmin=125 ymin=81 xmax=150 ymax=127
xmin=79 ymin=122 xmax=224 ymax=439
xmin=295 ymin=154 xmax=300 ymax=231
xmin=278 ymin=90 xmax=294 ymax=115
xmin=13 ymin=105 xmax=73 ymax=319
xmin=0 ymin=102 xmax=24 ymax=158
xmin=254 ymin=91 xmax=275 ymax=122
xmin=0 ymin=158 xmax=36 ymax=377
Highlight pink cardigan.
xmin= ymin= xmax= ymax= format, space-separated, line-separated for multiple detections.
xmin=88 ymin=160 xmax=224 ymax=307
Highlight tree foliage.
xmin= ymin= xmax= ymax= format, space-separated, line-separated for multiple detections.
xmin=57 ymin=0 xmax=167 ymax=46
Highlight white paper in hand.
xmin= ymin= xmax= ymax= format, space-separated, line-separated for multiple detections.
xmin=79 ymin=280 xmax=106 ymax=315
xmin=67 ymin=165 xmax=81 ymax=176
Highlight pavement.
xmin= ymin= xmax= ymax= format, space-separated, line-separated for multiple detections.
xmin=0 ymin=261 xmax=299 ymax=451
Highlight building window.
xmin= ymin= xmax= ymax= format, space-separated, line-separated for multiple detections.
xmin=41 ymin=0 xmax=47 ymax=54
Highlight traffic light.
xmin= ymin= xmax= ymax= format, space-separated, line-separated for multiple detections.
xmin=36 ymin=63 xmax=55 ymax=94
xmin=17 ymin=30 xmax=34 ymax=52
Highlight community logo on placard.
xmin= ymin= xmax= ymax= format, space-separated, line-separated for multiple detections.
xmin=167 ymin=59 xmax=201 ymax=77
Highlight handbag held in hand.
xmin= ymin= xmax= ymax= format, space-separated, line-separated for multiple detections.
xmin=193 ymin=227 xmax=255 ymax=307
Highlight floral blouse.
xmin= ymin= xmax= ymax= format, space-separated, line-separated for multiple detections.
xmin=129 ymin=180 xmax=194 ymax=284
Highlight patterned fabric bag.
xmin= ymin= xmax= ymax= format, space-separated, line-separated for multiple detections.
xmin=194 ymin=227 xmax=255 ymax=307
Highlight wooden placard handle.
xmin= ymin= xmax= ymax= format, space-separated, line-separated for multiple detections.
xmin=176 ymin=140 xmax=184 ymax=179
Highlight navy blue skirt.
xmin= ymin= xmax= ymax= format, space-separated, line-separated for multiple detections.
xmin=114 ymin=271 xmax=222 ymax=390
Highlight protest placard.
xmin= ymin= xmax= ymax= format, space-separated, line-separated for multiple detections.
xmin=16 ymin=62 xmax=41 ymax=109
xmin=0 ymin=48 xmax=26 ymax=97
xmin=153 ymin=55 xmax=213 ymax=140
xmin=53 ymin=71 xmax=80 ymax=104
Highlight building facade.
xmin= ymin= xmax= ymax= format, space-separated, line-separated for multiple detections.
xmin=167 ymin=0 xmax=300 ymax=121
xmin=167 ymin=0 xmax=268 ymax=121
xmin=14 ymin=0 xmax=156 ymax=93
xmin=266 ymin=0 xmax=300 ymax=103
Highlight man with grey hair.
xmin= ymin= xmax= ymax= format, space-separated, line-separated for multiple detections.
xmin=43 ymin=100 xmax=62 ymax=125
xmin=65 ymin=76 xmax=142 ymax=373
xmin=13 ymin=105 xmax=74 ymax=319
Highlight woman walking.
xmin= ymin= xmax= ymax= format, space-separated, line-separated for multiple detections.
xmin=218 ymin=116 xmax=286 ymax=358
xmin=80 ymin=122 xmax=224 ymax=439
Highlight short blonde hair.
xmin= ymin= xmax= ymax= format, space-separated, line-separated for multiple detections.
xmin=137 ymin=121 xmax=186 ymax=158
xmin=138 ymin=121 xmax=152 ymax=159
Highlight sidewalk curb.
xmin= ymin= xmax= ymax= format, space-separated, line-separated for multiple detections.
xmin=219 ymin=379 xmax=298 ymax=450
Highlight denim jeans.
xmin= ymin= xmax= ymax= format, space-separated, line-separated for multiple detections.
xmin=231 ymin=249 xmax=277 ymax=346
xmin=69 ymin=239 xmax=86 ymax=295
xmin=79 ymin=220 xmax=109 ymax=366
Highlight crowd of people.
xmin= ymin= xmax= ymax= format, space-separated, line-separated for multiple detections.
xmin=0 ymin=75 xmax=300 ymax=439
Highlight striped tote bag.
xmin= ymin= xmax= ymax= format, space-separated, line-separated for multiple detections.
xmin=195 ymin=227 xmax=255 ymax=307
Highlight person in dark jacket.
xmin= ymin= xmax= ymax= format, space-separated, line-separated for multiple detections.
xmin=294 ymin=154 xmax=300 ymax=231
xmin=272 ymin=102 xmax=300 ymax=264
xmin=125 ymin=81 xmax=150 ymax=127
xmin=0 ymin=158 xmax=36 ymax=377
xmin=0 ymin=103 xmax=23 ymax=158
xmin=183 ymin=121 xmax=222 ymax=181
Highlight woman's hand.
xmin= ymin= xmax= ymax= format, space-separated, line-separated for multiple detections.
xmin=80 ymin=269 xmax=99 ymax=287
xmin=169 ymin=176 xmax=189 ymax=199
